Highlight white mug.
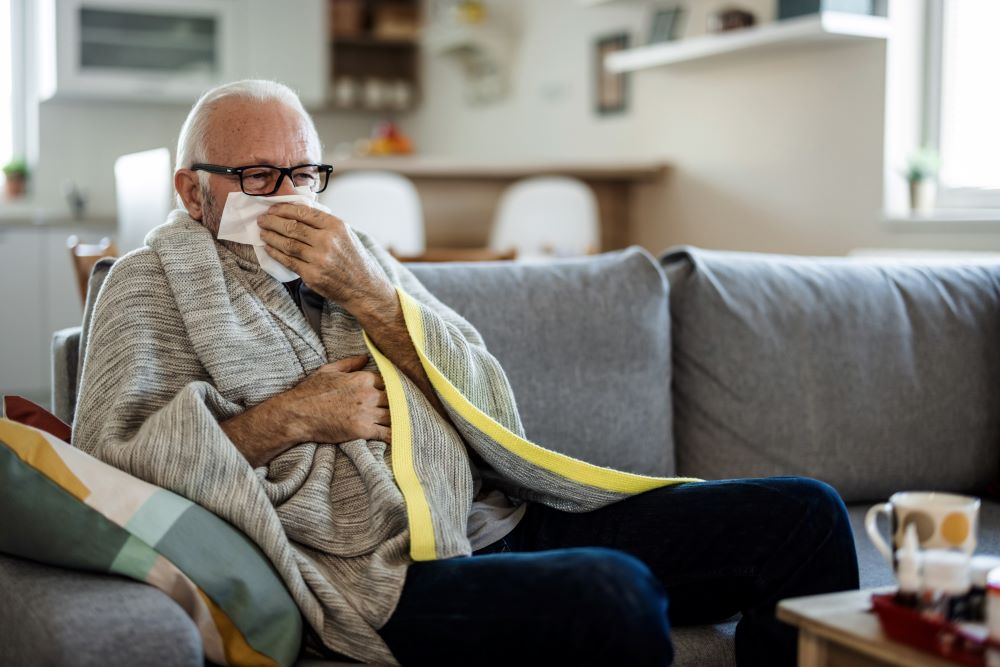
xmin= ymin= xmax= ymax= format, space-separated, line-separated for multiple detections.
xmin=865 ymin=491 xmax=980 ymax=565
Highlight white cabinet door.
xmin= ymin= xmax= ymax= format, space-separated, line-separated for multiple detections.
xmin=0 ymin=228 xmax=48 ymax=400
xmin=239 ymin=1 xmax=329 ymax=109
xmin=41 ymin=0 xmax=328 ymax=104
xmin=45 ymin=0 xmax=240 ymax=102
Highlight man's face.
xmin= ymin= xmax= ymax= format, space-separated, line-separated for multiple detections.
xmin=177 ymin=97 xmax=321 ymax=236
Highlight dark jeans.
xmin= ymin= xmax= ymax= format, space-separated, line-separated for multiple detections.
xmin=377 ymin=477 xmax=860 ymax=666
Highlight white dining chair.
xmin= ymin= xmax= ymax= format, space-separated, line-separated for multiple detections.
xmin=319 ymin=171 xmax=425 ymax=256
xmin=114 ymin=148 xmax=173 ymax=253
xmin=489 ymin=176 xmax=600 ymax=259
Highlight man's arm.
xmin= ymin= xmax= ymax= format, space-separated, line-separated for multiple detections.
xmin=221 ymin=353 xmax=392 ymax=467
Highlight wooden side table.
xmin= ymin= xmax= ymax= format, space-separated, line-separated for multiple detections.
xmin=778 ymin=588 xmax=958 ymax=667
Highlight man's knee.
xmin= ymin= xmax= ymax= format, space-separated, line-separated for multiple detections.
xmin=559 ymin=548 xmax=673 ymax=666
xmin=758 ymin=477 xmax=848 ymax=522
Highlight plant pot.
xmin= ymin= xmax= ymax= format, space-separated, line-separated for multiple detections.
xmin=3 ymin=174 xmax=26 ymax=199
xmin=908 ymin=179 xmax=936 ymax=215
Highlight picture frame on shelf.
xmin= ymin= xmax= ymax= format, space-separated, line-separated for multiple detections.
xmin=594 ymin=32 xmax=630 ymax=115
xmin=648 ymin=7 xmax=684 ymax=44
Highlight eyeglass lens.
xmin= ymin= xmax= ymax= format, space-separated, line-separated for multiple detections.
xmin=241 ymin=166 xmax=327 ymax=195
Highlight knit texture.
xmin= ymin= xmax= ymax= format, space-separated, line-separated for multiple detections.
xmin=73 ymin=211 xmax=695 ymax=664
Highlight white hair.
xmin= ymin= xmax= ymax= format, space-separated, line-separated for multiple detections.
xmin=174 ymin=80 xmax=321 ymax=206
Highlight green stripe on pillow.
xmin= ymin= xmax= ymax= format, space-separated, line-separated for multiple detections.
xmin=0 ymin=444 xmax=129 ymax=571
xmin=126 ymin=488 xmax=193 ymax=546
xmin=155 ymin=504 xmax=303 ymax=661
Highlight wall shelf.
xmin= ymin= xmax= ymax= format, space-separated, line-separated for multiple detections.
xmin=605 ymin=12 xmax=890 ymax=73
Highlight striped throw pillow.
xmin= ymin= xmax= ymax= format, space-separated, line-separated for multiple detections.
xmin=0 ymin=418 xmax=302 ymax=667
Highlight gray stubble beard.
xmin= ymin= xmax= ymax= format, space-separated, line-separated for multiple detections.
xmin=199 ymin=185 xmax=221 ymax=237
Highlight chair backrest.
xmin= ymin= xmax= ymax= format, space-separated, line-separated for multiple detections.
xmin=319 ymin=170 xmax=425 ymax=255
xmin=488 ymin=176 xmax=600 ymax=259
xmin=67 ymin=236 xmax=117 ymax=304
xmin=114 ymin=147 xmax=173 ymax=253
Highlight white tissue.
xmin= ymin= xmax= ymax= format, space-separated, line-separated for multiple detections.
xmin=217 ymin=186 xmax=326 ymax=282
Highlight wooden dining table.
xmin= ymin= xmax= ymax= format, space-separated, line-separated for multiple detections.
xmin=328 ymin=156 xmax=670 ymax=254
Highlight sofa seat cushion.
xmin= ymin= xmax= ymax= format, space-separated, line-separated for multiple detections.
xmin=663 ymin=247 xmax=1000 ymax=502
xmin=409 ymin=247 xmax=676 ymax=476
xmin=0 ymin=553 xmax=203 ymax=667
xmin=0 ymin=419 xmax=302 ymax=667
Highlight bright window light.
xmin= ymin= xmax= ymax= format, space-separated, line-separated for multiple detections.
xmin=0 ymin=0 xmax=12 ymax=168
xmin=939 ymin=0 xmax=1000 ymax=190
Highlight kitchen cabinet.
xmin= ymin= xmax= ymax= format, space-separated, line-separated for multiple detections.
xmin=327 ymin=0 xmax=421 ymax=111
xmin=37 ymin=0 xmax=328 ymax=107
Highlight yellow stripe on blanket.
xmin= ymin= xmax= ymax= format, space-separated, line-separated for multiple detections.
xmin=363 ymin=332 xmax=438 ymax=561
xmin=396 ymin=288 xmax=701 ymax=496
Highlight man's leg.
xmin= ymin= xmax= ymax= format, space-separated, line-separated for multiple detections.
xmin=377 ymin=547 xmax=673 ymax=666
xmin=503 ymin=476 xmax=860 ymax=666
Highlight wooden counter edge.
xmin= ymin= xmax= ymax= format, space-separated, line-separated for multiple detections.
xmin=330 ymin=157 xmax=671 ymax=182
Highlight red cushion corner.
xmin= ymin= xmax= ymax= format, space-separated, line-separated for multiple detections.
xmin=2 ymin=395 xmax=72 ymax=442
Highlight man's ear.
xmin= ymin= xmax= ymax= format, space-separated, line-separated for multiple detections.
xmin=174 ymin=169 xmax=204 ymax=221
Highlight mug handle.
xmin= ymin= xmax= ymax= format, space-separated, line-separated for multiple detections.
xmin=865 ymin=502 xmax=893 ymax=565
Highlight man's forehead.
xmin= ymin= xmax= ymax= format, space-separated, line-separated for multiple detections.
xmin=204 ymin=98 xmax=319 ymax=164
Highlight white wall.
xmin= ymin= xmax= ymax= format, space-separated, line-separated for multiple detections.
xmin=32 ymin=99 xmax=373 ymax=217
xmin=408 ymin=0 xmax=1000 ymax=255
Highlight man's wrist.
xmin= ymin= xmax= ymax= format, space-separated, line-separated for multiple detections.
xmin=343 ymin=280 xmax=398 ymax=326
xmin=266 ymin=390 xmax=304 ymax=447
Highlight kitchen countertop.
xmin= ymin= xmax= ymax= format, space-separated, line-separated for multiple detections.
xmin=328 ymin=156 xmax=670 ymax=181
xmin=0 ymin=200 xmax=115 ymax=228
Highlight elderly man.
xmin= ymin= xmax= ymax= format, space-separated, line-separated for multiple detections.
xmin=74 ymin=80 xmax=858 ymax=667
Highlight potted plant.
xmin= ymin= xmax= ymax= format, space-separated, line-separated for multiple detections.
xmin=2 ymin=157 xmax=28 ymax=199
xmin=903 ymin=148 xmax=940 ymax=215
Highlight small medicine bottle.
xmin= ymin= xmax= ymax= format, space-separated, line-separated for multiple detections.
xmin=968 ymin=556 xmax=1000 ymax=622
xmin=921 ymin=550 xmax=970 ymax=622
xmin=987 ymin=568 xmax=1000 ymax=637
xmin=986 ymin=568 xmax=1000 ymax=667
xmin=894 ymin=523 xmax=921 ymax=608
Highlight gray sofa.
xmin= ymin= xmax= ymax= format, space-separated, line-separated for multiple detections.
xmin=3 ymin=245 xmax=1000 ymax=666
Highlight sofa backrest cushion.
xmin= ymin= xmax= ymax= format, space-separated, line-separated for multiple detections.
xmin=68 ymin=248 xmax=676 ymax=476
xmin=662 ymin=247 xmax=1000 ymax=501
xmin=410 ymin=247 xmax=676 ymax=476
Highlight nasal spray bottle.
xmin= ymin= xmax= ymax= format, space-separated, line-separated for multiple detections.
xmin=895 ymin=523 xmax=921 ymax=608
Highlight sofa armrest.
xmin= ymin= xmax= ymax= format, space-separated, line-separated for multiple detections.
xmin=51 ymin=326 xmax=81 ymax=425
xmin=0 ymin=553 xmax=202 ymax=666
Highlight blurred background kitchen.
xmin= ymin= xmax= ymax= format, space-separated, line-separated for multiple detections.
xmin=1 ymin=0 xmax=997 ymax=405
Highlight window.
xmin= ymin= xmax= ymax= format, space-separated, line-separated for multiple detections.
xmin=926 ymin=0 xmax=1000 ymax=209
xmin=0 ymin=0 xmax=13 ymax=169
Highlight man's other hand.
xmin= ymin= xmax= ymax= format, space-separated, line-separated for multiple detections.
xmin=285 ymin=354 xmax=392 ymax=445
xmin=221 ymin=353 xmax=391 ymax=468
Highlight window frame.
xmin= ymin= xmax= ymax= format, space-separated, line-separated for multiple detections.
xmin=923 ymin=0 xmax=1000 ymax=210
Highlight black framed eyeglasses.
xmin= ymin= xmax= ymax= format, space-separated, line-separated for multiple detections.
xmin=191 ymin=163 xmax=334 ymax=196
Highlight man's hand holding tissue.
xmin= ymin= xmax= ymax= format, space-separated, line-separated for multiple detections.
xmin=257 ymin=202 xmax=396 ymax=310
xmin=256 ymin=202 xmax=454 ymax=429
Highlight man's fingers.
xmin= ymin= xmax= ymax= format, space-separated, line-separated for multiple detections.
xmin=375 ymin=408 xmax=391 ymax=427
xmin=330 ymin=354 xmax=369 ymax=372
xmin=257 ymin=214 xmax=316 ymax=246
xmin=259 ymin=228 xmax=307 ymax=258
xmin=376 ymin=390 xmax=388 ymax=407
xmin=267 ymin=203 xmax=341 ymax=230
xmin=373 ymin=424 xmax=392 ymax=445
xmin=262 ymin=243 xmax=301 ymax=273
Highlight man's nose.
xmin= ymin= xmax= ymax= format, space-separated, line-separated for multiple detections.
xmin=274 ymin=172 xmax=298 ymax=196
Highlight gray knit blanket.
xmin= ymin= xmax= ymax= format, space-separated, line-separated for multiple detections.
xmin=73 ymin=211 xmax=696 ymax=664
